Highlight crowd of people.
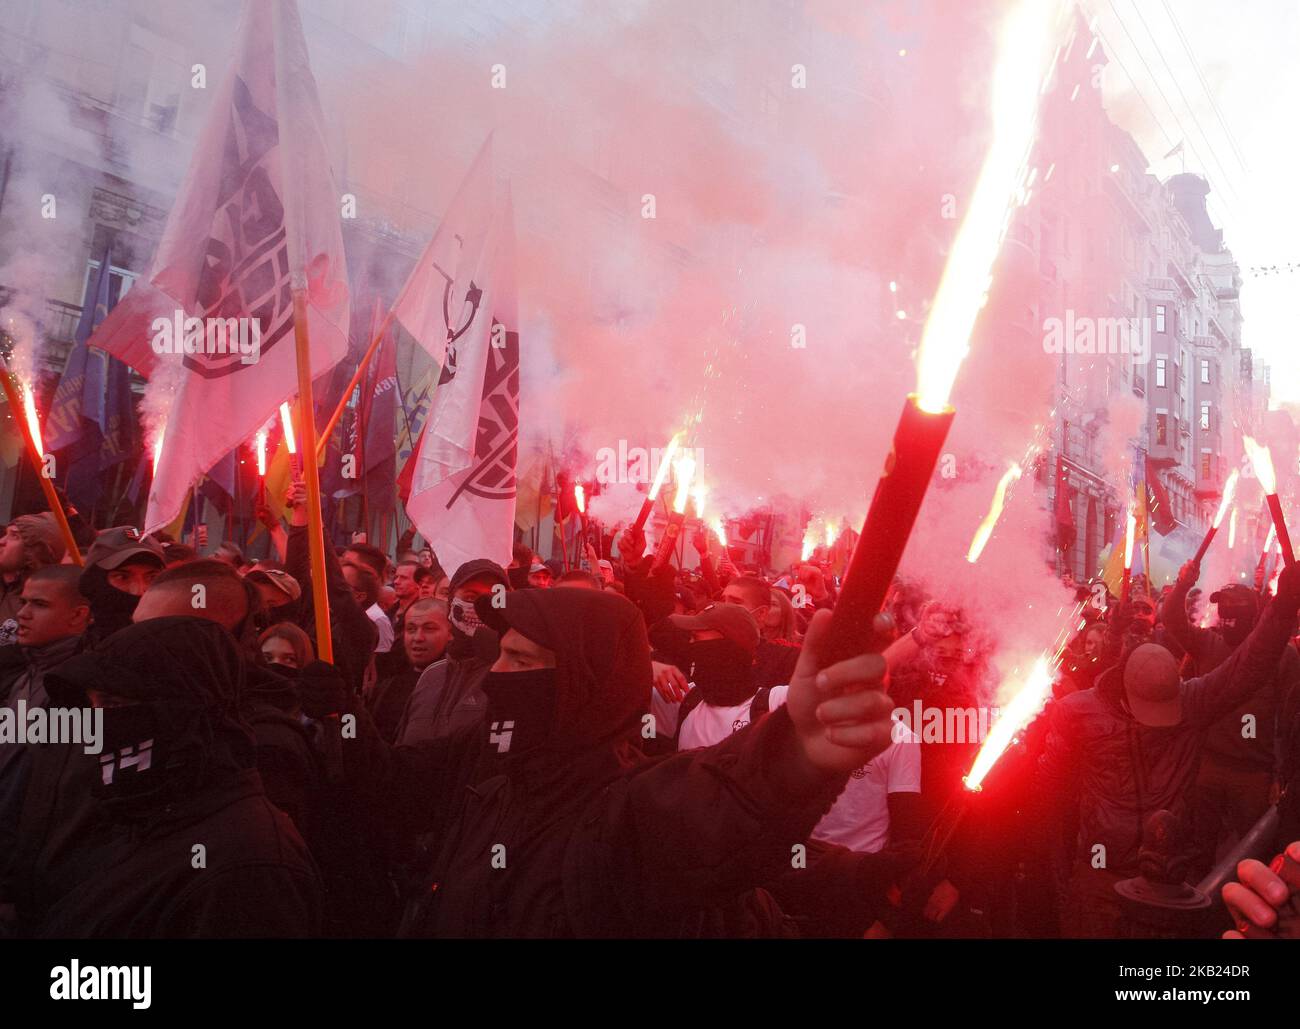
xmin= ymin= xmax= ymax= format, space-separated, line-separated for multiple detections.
xmin=0 ymin=484 xmax=1297 ymax=939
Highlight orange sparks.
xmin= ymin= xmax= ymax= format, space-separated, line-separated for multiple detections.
xmin=964 ymin=656 xmax=1054 ymax=791
xmin=671 ymin=454 xmax=696 ymax=516
xmin=574 ymin=482 xmax=586 ymax=515
xmin=19 ymin=382 xmax=43 ymax=457
xmin=967 ymin=463 xmax=1023 ymax=563
xmin=152 ymin=423 xmax=166 ymax=470
xmin=255 ymin=431 xmax=267 ymax=477
xmin=279 ymin=402 xmax=297 ymax=455
xmin=710 ymin=517 xmax=727 ymax=547
xmin=648 ymin=433 xmax=680 ymax=501
xmin=1213 ymin=469 xmax=1239 ymax=528
xmin=801 ymin=521 xmax=820 ymax=562
xmin=1123 ymin=510 xmax=1137 ymax=572
xmin=1243 ymin=436 xmax=1277 ymax=495
xmin=692 ymin=482 xmax=707 ymax=520
xmin=915 ymin=0 xmax=1065 ymax=413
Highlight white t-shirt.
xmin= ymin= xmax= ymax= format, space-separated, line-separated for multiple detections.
xmin=367 ymin=602 xmax=394 ymax=654
xmin=676 ymin=684 xmax=921 ymax=854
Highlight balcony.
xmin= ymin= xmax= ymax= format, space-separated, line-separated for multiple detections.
xmin=1209 ymin=315 xmax=1234 ymax=346
xmin=1104 ymin=172 xmax=1151 ymax=232
xmin=1132 ymin=372 xmax=1146 ymax=396
xmin=43 ymin=299 xmax=82 ymax=346
xmin=1168 ymin=258 xmax=1197 ymax=298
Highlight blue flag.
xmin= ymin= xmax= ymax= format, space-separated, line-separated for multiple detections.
xmin=44 ymin=243 xmax=115 ymax=455
xmin=45 ymin=243 xmax=136 ymax=511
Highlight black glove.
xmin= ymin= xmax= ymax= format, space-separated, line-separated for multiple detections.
xmin=852 ymin=839 xmax=924 ymax=909
xmin=1276 ymin=561 xmax=1300 ymax=610
xmin=298 ymin=659 xmax=350 ymax=718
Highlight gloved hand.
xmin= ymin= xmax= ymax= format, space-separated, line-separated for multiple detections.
xmin=298 ymin=659 xmax=350 ymax=719
xmin=1276 ymin=562 xmax=1300 ymax=610
xmin=1176 ymin=559 xmax=1200 ymax=591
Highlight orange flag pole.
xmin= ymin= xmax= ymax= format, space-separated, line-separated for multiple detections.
xmin=0 ymin=354 xmax=82 ymax=565
xmin=291 ymin=289 xmax=333 ymax=663
xmin=315 ymin=301 xmax=393 ymax=463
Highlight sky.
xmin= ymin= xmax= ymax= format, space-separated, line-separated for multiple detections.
xmin=1087 ymin=0 xmax=1300 ymax=404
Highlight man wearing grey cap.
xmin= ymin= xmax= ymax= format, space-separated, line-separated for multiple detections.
xmin=78 ymin=526 xmax=165 ymax=648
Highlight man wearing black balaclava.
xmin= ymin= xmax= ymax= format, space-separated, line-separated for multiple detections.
xmin=665 ymin=601 xmax=923 ymax=937
xmin=1162 ymin=559 xmax=1300 ymax=877
xmin=393 ymin=559 xmax=508 ymax=745
xmin=665 ymin=602 xmax=762 ymax=749
xmin=300 ymin=587 xmax=898 ymax=937
xmin=77 ymin=527 xmax=165 ymax=648
xmin=12 ymin=617 xmax=321 ymax=937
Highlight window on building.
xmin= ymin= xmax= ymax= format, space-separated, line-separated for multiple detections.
xmin=1200 ymin=403 xmax=1211 ymax=431
xmin=1155 ymin=305 xmax=1166 ymax=333
xmin=1200 ymin=358 xmax=1210 ymax=384
xmin=1155 ymin=357 xmax=1167 ymax=388
xmin=82 ymin=260 xmax=137 ymax=308
xmin=1156 ymin=411 xmax=1168 ymax=446
xmin=1201 ymin=451 xmax=1212 ymax=480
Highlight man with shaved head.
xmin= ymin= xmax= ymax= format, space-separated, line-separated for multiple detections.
xmin=1037 ymin=562 xmax=1300 ymax=937
xmin=135 ymin=558 xmax=257 ymax=636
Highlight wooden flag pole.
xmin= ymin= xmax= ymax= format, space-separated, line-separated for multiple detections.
xmin=292 ymin=288 xmax=334 ymax=663
xmin=0 ymin=355 xmax=82 ymax=565
xmin=315 ymin=305 xmax=393 ymax=463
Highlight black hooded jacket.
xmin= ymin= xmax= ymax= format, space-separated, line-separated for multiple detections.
xmin=12 ymin=618 xmax=320 ymax=938
xmin=1161 ymin=579 xmax=1297 ymax=773
xmin=336 ymin=588 xmax=850 ymax=937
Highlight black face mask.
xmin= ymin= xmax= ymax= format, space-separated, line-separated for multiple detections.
xmin=93 ymin=703 xmax=169 ymax=806
xmin=482 ymin=668 xmax=557 ymax=757
xmin=83 ymin=566 xmax=142 ymax=638
xmin=687 ymin=638 xmax=754 ymax=706
xmin=1218 ymin=606 xmax=1257 ymax=647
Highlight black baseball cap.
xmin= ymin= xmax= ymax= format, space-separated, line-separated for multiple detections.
xmin=669 ymin=602 xmax=760 ymax=655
